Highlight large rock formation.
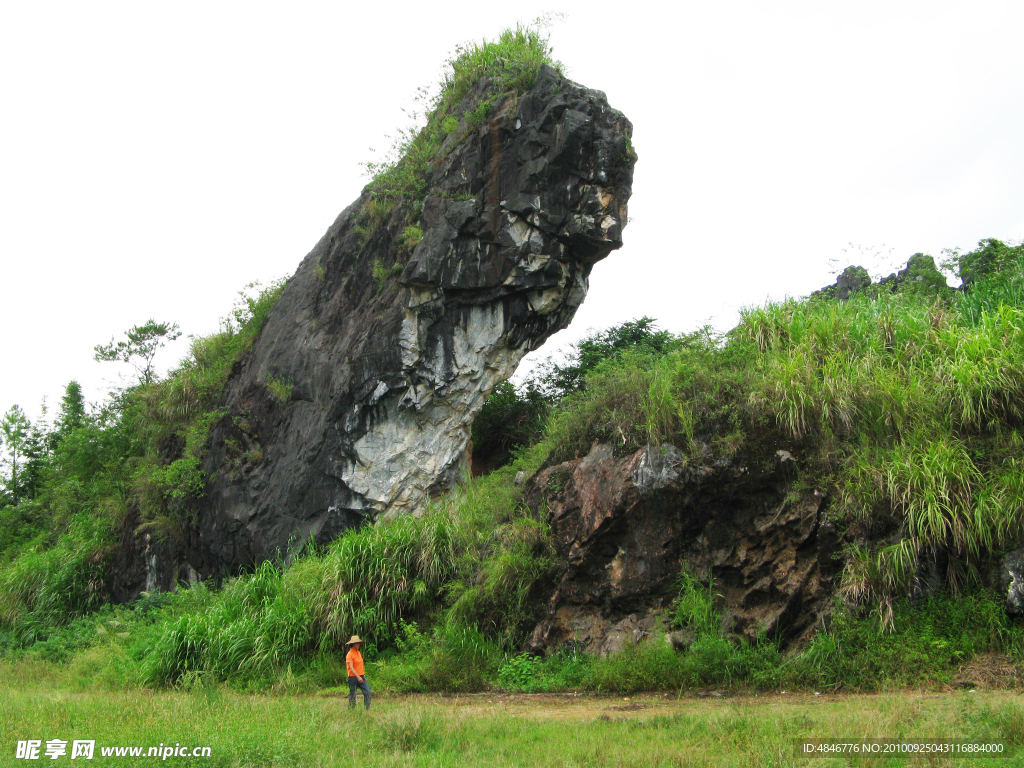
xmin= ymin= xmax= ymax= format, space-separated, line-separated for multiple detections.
xmin=179 ymin=65 xmax=634 ymax=576
xmin=523 ymin=443 xmax=841 ymax=655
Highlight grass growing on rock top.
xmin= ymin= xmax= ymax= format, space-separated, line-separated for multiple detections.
xmin=362 ymin=23 xmax=561 ymax=202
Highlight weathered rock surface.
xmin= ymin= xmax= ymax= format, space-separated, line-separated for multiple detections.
xmin=523 ymin=443 xmax=841 ymax=655
xmin=179 ymin=65 xmax=634 ymax=576
xmin=1000 ymin=548 xmax=1024 ymax=614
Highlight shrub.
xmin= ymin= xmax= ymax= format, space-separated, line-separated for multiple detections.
xmin=471 ymin=381 xmax=549 ymax=471
xmin=371 ymin=259 xmax=403 ymax=289
xmin=672 ymin=567 xmax=719 ymax=637
xmin=783 ymin=591 xmax=1023 ymax=691
xmin=265 ymin=375 xmax=292 ymax=405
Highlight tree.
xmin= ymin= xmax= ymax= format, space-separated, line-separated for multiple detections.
xmin=94 ymin=320 xmax=181 ymax=386
xmin=536 ymin=317 xmax=679 ymax=400
xmin=0 ymin=405 xmax=32 ymax=505
xmin=54 ymin=380 xmax=87 ymax=439
xmin=471 ymin=380 xmax=549 ymax=470
xmin=952 ymin=238 xmax=1024 ymax=289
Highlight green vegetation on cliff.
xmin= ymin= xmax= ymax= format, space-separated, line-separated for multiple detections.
xmin=536 ymin=243 xmax=1024 ymax=623
xmin=0 ymin=280 xmax=285 ymax=645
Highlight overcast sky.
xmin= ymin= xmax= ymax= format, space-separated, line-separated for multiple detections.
xmin=3 ymin=0 xmax=1023 ymax=423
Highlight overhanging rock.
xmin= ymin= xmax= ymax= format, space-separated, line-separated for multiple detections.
xmin=186 ymin=65 xmax=634 ymax=575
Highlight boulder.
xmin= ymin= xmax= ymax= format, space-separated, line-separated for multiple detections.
xmin=813 ymin=254 xmax=949 ymax=301
xmin=876 ymin=253 xmax=948 ymax=295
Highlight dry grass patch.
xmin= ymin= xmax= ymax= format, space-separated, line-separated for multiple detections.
xmin=952 ymin=653 xmax=1022 ymax=690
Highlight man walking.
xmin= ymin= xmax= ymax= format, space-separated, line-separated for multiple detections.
xmin=346 ymin=635 xmax=370 ymax=709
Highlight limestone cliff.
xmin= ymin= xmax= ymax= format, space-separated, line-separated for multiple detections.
xmin=176 ymin=65 xmax=634 ymax=577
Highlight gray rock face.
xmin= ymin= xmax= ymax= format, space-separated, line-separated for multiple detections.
xmin=185 ymin=65 xmax=634 ymax=575
xmin=1001 ymin=549 xmax=1024 ymax=614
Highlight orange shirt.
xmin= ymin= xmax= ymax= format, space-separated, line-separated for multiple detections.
xmin=346 ymin=647 xmax=365 ymax=677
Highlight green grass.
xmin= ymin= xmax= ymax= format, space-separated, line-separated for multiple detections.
xmin=265 ymin=374 xmax=292 ymax=405
xmin=351 ymin=23 xmax=561 ymax=256
xmin=2 ymin=659 xmax=1021 ymax=767
xmin=371 ymin=258 xmax=403 ymax=289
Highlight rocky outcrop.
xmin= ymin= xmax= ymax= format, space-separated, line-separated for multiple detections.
xmin=179 ymin=65 xmax=634 ymax=576
xmin=813 ymin=265 xmax=871 ymax=301
xmin=813 ymin=254 xmax=949 ymax=301
xmin=875 ymin=253 xmax=948 ymax=294
xmin=523 ymin=443 xmax=841 ymax=655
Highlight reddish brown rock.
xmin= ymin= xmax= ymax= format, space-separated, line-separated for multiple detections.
xmin=524 ymin=443 xmax=840 ymax=655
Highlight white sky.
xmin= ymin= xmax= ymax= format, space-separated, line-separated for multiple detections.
xmin=3 ymin=0 xmax=1024 ymax=423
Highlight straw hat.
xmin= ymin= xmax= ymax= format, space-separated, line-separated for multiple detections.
xmin=345 ymin=635 xmax=364 ymax=645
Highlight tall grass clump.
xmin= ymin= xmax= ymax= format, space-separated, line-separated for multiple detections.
xmin=745 ymin=286 xmax=1024 ymax=607
xmin=0 ymin=513 xmax=115 ymax=645
xmin=139 ymin=562 xmax=317 ymax=686
xmin=785 ymin=590 xmax=1024 ymax=691
xmin=312 ymin=445 xmax=552 ymax=650
xmin=363 ymin=24 xmax=560 ymax=202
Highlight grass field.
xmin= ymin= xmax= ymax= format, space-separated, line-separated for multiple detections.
xmin=2 ymin=660 xmax=1021 ymax=767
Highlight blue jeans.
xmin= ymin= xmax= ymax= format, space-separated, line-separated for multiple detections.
xmin=348 ymin=676 xmax=371 ymax=709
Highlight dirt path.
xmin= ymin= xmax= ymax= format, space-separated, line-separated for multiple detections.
xmin=346 ymin=689 xmax=1010 ymax=723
